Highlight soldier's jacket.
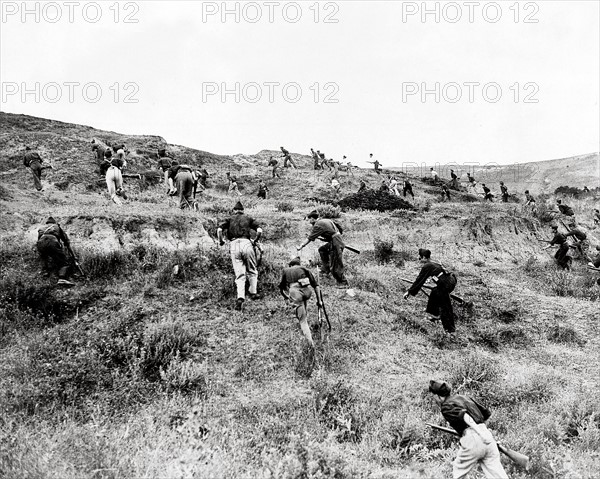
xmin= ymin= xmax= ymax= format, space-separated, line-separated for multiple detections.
xmin=158 ymin=157 xmax=173 ymax=171
xmin=23 ymin=151 xmax=42 ymax=167
xmin=279 ymin=265 xmax=318 ymax=291
xmin=307 ymin=219 xmax=343 ymax=243
xmin=219 ymin=214 xmax=261 ymax=240
xmin=38 ymin=223 xmax=70 ymax=248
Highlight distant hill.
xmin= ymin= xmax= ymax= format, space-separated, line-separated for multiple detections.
xmin=394 ymin=153 xmax=600 ymax=195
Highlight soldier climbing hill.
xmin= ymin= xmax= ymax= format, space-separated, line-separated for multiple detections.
xmin=279 ymin=256 xmax=322 ymax=349
xmin=500 ymin=182 xmax=509 ymax=202
xmin=23 ymin=146 xmax=52 ymax=191
xmin=37 ymin=217 xmax=76 ymax=287
xmin=403 ymin=248 xmax=457 ymax=336
xmin=281 ymin=147 xmax=297 ymax=169
xmin=428 ymin=380 xmax=508 ymax=479
xmin=544 ymin=225 xmax=571 ymax=269
xmin=217 ymin=202 xmax=263 ymax=311
xmin=367 ymin=154 xmax=381 ymax=175
xmin=297 ymin=210 xmax=349 ymax=287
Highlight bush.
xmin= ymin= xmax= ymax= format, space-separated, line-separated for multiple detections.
xmin=138 ymin=320 xmax=207 ymax=382
xmin=315 ymin=380 xmax=363 ymax=443
xmin=317 ymin=205 xmax=342 ymax=219
xmin=449 ymin=353 xmax=501 ymax=394
xmin=373 ymin=238 xmax=394 ymax=264
xmin=276 ymin=201 xmax=295 ymax=212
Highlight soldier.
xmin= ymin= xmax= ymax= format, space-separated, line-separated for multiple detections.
xmin=257 ymin=179 xmax=269 ymax=199
xmin=279 ymin=256 xmax=322 ymax=348
xmin=227 ymin=172 xmax=242 ymax=197
xmin=589 ymin=245 xmax=600 ymax=269
xmin=174 ymin=164 xmax=197 ymax=210
xmin=524 ymin=190 xmax=537 ymax=212
xmin=281 ymin=146 xmax=297 ymax=169
xmin=91 ymin=138 xmax=108 ymax=166
xmin=331 ymin=177 xmax=341 ymax=195
xmin=311 ymin=148 xmax=321 ymax=170
xmin=113 ymin=143 xmax=127 ymax=168
xmin=500 ymin=181 xmax=509 ymax=202
xmin=344 ymin=158 xmax=355 ymax=177
xmin=358 ymin=179 xmax=367 ymax=193
xmin=23 ymin=146 xmax=52 ymax=191
xmin=105 ymin=149 xmax=127 ymax=205
xmin=556 ymin=199 xmax=574 ymax=217
xmin=379 ymin=180 xmax=390 ymax=193
xmin=157 ymin=148 xmax=173 ymax=189
xmin=450 ymin=169 xmax=459 ymax=189
xmin=318 ymin=151 xmax=330 ymax=171
xmin=441 ymin=184 xmax=451 ymax=202
xmin=565 ymin=221 xmax=589 ymax=260
xmin=481 ymin=183 xmax=494 ymax=202
xmin=217 ymin=201 xmax=263 ymax=310
xmin=403 ymin=178 xmax=415 ymax=199
xmin=36 ymin=217 xmax=75 ymax=286
xmin=198 ymin=168 xmax=209 ymax=188
xmin=166 ymin=160 xmax=180 ymax=195
xmin=428 ymin=380 xmax=508 ymax=479
xmin=297 ymin=210 xmax=348 ymax=286
xmin=389 ymin=176 xmax=400 ymax=196
xmin=403 ymin=248 xmax=457 ymax=335
xmin=466 ymin=172 xmax=476 ymax=189
xmin=430 ymin=167 xmax=439 ymax=184
xmin=268 ymin=156 xmax=281 ymax=178
xmin=367 ymin=154 xmax=381 ymax=175
xmin=544 ymin=225 xmax=571 ymax=269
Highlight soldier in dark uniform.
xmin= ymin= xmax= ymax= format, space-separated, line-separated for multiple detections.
xmin=482 ymin=184 xmax=494 ymax=202
xmin=23 ymin=146 xmax=52 ymax=191
xmin=500 ymin=182 xmax=509 ymax=202
xmin=403 ymin=178 xmax=415 ymax=198
xmin=36 ymin=217 xmax=75 ymax=286
xmin=297 ymin=211 xmax=348 ymax=286
xmin=279 ymin=257 xmax=322 ymax=348
xmin=544 ymin=225 xmax=571 ymax=269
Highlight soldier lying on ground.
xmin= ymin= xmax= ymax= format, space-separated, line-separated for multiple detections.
xmin=556 ymin=199 xmax=574 ymax=216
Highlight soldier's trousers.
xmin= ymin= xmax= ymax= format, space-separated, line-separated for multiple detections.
xmin=453 ymin=426 xmax=508 ymax=479
xmin=426 ymin=286 xmax=455 ymax=333
xmin=555 ymin=243 xmax=571 ymax=269
xmin=318 ymin=234 xmax=347 ymax=284
xmin=176 ymin=171 xmax=195 ymax=209
xmin=403 ymin=186 xmax=414 ymax=198
xmin=29 ymin=160 xmax=43 ymax=191
xmin=230 ymin=238 xmax=258 ymax=299
xmin=37 ymin=235 xmax=69 ymax=279
xmin=105 ymin=166 xmax=123 ymax=201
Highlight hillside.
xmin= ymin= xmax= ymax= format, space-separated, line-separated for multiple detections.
xmin=396 ymin=153 xmax=600 ymax=196
xmin=1 ymin=112 xmax=600 ymax=479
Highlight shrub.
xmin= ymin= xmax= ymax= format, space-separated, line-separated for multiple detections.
xmin=315 ymin=380 xmax=363 ymax=443
xmin=138 ymin=320 xmax=207 ymax=382
xmin=276 ymin=201 xmax=295 ymax=212
xmin=160 ymin=358 xmax=208 ymax=394
xmin=449 ymin=353 xmax=501 ymax=394
xmin=373 ymin=238 xmax=394 ymax=264
xmin=547 ymin=324 xmax=585 ymax=346
xmin=317 ymin=205 xmax=342 ymax=219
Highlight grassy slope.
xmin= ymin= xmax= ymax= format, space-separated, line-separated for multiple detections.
xmin=396 ymin=152 xmax=600 ymax=196
xmin=1 ymin=113 xmax=600 ymax=479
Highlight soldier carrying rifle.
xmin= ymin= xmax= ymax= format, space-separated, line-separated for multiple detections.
xmin=37 ymin=217 xmax=77 ymax=286
xmin=279 ymin=256 xmax=322 ymax=348
xmin=428 ymin=380 xmax=508 ymax=479
xmin=403 ymin=248 xmax=457 ymax=336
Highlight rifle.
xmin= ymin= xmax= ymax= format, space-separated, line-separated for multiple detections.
xmin=587 ymin=265 xmax=600 ymax=272
xmin=345 ymin=245 xmax=361 ymax=255
xmin=400 ymin=277 xmax=470 ymax=305
xmin=426 ymin=423 xmax=530 ymax=470
xmin=316 ymin=289 xmax=332 ymax=332
xmin=67 ymin=245 xmax=85 ymax=278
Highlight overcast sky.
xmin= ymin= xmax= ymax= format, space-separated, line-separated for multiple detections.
xmin=1 ymin=1 xmax=598 ymax=167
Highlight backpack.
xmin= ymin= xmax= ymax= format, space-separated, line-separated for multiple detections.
xmin=433 ymin=264 xmax=457 ymax=293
